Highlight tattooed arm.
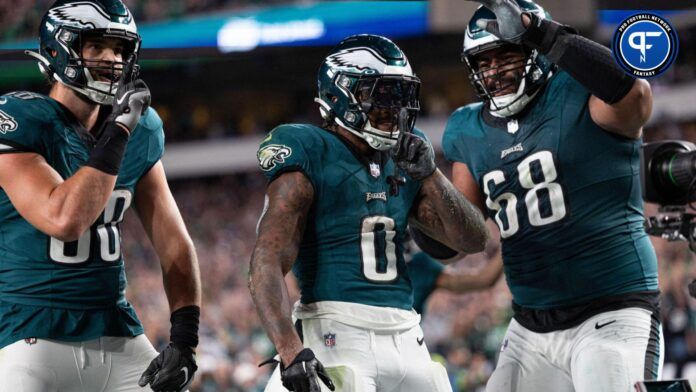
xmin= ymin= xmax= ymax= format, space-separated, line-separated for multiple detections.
xmin=249 ymin=171 xmax=314 ymax=366
xmin=409 ymin=169 xmax=488 ymax=255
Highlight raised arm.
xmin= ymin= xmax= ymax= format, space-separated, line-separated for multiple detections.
xmin=0 ymin=80 xmax=149 ymax=241
xmin=469 ymin=0 xmax=652 ymax=139
xmin=410 ymin=169 xmax=489 ymax=254
xmin=392 ymin=132 xmax=488 ymax=254
xmin=0 ymin=154 xmax=118 ymax=241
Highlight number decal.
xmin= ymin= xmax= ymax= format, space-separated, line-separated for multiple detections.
xmin=360 ymin=216 xmax=398 ymax=282
xmin=50 ymin=190 xmax=133 ymax=264
xmin=517 ymin=151 xmax=566 ymax=226
xmin=483 ymin=170 xmax=520 ymax=239
xmin=483 ymin=151 xmax=567 ymax=238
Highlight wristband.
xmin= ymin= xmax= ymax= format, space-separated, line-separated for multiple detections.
xmin=85 ymin=121 xmax=129 ymax=175
xmin=170 ymin=305 xmax=200 ymax=349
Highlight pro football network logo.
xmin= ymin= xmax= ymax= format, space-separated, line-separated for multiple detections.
xmin=612 ymin=13 xmax=678 ymax=78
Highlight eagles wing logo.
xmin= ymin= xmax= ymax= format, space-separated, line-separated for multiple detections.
xmin=258 ymin=144 xmax=292 ymax=171
xmin=48 ymin=2 xmax=135 ymax=31
xmin=0 ymin=110 xmax=18 ymax=134
xmin=326 ymin=47 xmax=391 ymax=74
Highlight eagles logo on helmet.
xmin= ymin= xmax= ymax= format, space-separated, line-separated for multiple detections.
xmin=315 ymin=34 xmax=421 ymax=151
xmin=25 ymin=0 xmax=142 ymax=105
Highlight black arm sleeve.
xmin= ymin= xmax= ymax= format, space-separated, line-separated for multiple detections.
xmin=522 ymin=13 xmax=636 ymax=104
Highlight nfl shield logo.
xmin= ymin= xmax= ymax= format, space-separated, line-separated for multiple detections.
xmin=369 ymin=163 xmax=380 ymax=178
xmin=324 ymin=333 xmax=336 ymax=348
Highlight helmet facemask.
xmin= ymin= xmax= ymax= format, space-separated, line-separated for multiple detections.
xmin=320 ymin=73 xmax=420 ymax=151
xmin=463 ymin=44 xmax=545 ymax=117
xmin=54 ymin=28 xmax=140 ymax=105
xmin=353 ymin=75 xmax=420 ymax=149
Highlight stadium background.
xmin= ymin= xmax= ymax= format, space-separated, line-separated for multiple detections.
xmin=1 ymin=0 xmax=695 ymax=390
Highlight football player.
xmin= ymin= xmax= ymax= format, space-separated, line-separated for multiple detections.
xmin=250 ymin=34 xmax=489 ymax=392
xmin=261 ymin=233 xmax=502 ymax=391
xmin=0 ymin=1 xmax=201 ymax=391
xmin=442 ymin=0 xmax=660 ymax=391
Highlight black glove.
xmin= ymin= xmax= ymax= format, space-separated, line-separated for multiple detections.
xmin=392 ymin=131 xmax=436 ymax=181
xmin=281 ymin=348 xmax=335 ymax=392
xmin=138 ymin=343 xmax=197 ymax=392
xmin=465 ymin=0 xmax=527 ymax=44
xmin=105 ymin=55 xmax=150 ymax=132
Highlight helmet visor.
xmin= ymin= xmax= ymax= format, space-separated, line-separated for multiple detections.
xmin=355 ymin=76 xmax=420 ymax=111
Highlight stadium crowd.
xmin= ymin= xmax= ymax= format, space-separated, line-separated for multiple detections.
xmin=121 ymin=119 xmax=696 ymax=392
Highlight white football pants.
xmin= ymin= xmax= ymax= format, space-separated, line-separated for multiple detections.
xmin=486 ymin=307 xmax=664 ymax=392
xmin=265 ymin=318 xmax=451 ymax=392
xmin=0 ymin=335 xmax=158 ymax=392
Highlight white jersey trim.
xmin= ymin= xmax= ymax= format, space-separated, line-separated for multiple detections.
xmin=293 ymin=300 xmax=420 ymax=332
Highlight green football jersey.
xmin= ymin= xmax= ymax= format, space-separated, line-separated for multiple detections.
xmin=258 ymin=124 xmax=425 ymax=310
xmin=442 ymin=71 xmax=658 ymax=309
xmin=408 ymin=251 xmax=444 ymax=317
xmin=0 ymin=92 xmax=164 ymax=348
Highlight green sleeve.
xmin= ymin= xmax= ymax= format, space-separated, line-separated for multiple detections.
xmin=0 ymin=95 xmax=49 ymax=157
xmin=138 ymin=107 xmax=165 ymax=175
xmin=257 ymin=124 xmax=316 ymax=184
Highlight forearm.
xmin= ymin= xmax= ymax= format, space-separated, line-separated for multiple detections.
xmin=249 ymin=249 xmax=303 ymax=365
xmin=437 ymin=253 xmax=503 ymax=292
xmin=161 ymin=240 xmax=201 ymax=311
xmin=414 ymin=170 xmax=488 ymax=253
xmin=521 ymin=13 xmax=638 ymax=106
xmin=47 ymin=167 xmax=117 ymax=240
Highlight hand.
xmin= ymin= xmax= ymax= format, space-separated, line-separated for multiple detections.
xmin=106 ymin=53 xmax=150 ymax=133
xmin=281 ymin=348 xmax=335 ymax=392
xmin=392 ymin=132 xmax=436 ymax=181
xmin=107 ymin=78 xmax=151 ymax=133
xmin=138 ymin=343 xmax=197 ymax=392
xmin=466 ymin=0 xmax=527 ymax=44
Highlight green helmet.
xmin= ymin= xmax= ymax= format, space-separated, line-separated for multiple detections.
xmin=315 ymin=34 xmax=420 ymax=151
xmin=462 ymin=0 xmax=553 ymax=117
xmin=27 ymin=0 xmax=141 ymax=105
